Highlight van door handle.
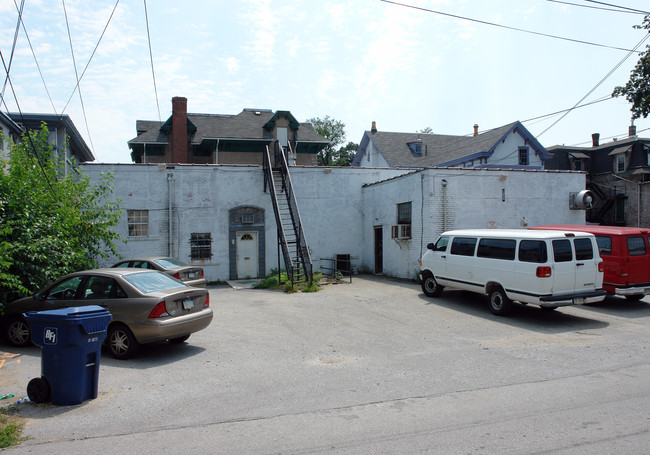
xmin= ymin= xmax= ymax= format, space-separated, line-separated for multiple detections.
xmin=441 ymin=255 xmax=446 ymax=258
xmin=576 ymin=263 xmax=584 ymax=266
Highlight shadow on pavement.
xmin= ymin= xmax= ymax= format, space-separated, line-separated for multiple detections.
xmin=418 ymin=288 xmax=609 ymax=334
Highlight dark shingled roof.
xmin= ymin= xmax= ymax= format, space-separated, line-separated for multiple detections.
xmin=353 ymin=121 xmax=548 ymax=167
xmin=128 ymin=109 xmax=328 ymax=146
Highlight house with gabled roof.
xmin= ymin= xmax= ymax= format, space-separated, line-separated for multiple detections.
xmin=128 ymin=97 xmax=329 ymax=165
xmin=352 ymin=121 xmax=551 ymax=169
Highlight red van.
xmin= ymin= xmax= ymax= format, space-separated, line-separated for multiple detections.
xmin=530 ymin=225 xmax=650 ymax=301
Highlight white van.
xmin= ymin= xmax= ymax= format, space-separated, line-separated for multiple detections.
xmin=419 ymin=229 xmax=606 ymax=315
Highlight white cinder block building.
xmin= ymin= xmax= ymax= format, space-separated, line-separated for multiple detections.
xmin=83 ymin=163 xmax=588 ymax=282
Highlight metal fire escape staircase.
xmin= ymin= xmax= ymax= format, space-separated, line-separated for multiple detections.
xmin=263 ymin=141 xmax=313 ymax=286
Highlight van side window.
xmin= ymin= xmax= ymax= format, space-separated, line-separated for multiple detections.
xmin=552 ymin=239 xmax=573 ymax=262
xmin=574 ymin=238 xmax=594 ymax=260
xmin=433 ymin=236 xmax=449 ymax=252
xmin=518 ymin=240 xmax=547 ymax=263
xmin=628 ymin=237 xmax=647 ymax=256
xmin=596 ymin=236 xmax=612 ymax=255
xmin=477 ymin=238 xmax=516 ymax=260
xmin=450 ymin=237 xmax=477 ymax=256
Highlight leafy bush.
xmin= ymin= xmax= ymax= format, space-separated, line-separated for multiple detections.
xmin=0 ymin=125 xmax=123 ymax=305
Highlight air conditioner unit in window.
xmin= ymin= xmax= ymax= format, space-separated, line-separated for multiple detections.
xmin=391 ymin=224 xmax=412 ymax=239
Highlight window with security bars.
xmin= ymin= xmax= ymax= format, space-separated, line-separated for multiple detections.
xmin=190 ymin=233 xmax=212 ymax=260
xmin=127 ymin=210 xmax=148 ymax=237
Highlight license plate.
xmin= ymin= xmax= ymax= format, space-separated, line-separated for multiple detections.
xmin=573 ymin=297 xmax=585 ymax=305
xmin=182 ymin=297 xmax=195 ymax=310
xmin=188 ymin=272 xmax=196 ymax=279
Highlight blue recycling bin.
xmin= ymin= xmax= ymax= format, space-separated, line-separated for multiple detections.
xmin=24 ymin=305 xmax=112 ymax=405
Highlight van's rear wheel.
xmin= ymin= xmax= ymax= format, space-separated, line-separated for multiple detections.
xmin=488 ymin=287 xmax=513 ymax=316
xmin=421 ymin=272 xmax=444 ymax=297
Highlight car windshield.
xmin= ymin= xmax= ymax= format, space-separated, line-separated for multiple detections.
xmin=153 ymin=258 xmax=188 ymax=268
xmin=123 ymin=271 xmax=187 ymax=293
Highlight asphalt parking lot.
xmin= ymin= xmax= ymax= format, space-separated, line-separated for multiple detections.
xmin=2 ymin=275 xmax=650 ymax=454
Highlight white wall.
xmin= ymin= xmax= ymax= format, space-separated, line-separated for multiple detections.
xmin=361 ymin=168 xmax=588 ymax=279
xmin=83 ymin=164 xmax=408 ymax=281
xmin=82 ymin=164 xmax=588 ymax=281
xmin=490 ymin=129 xmax=545 ymax=167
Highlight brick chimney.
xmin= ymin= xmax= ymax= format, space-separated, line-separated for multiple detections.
xmin=371 ymin=121 xmax=377 ymax=133
xmin=629 ymin=123 xmax=637 ymax=137
xmin=473 ymin=124 xmax=479 ymax=137
xmin=592 ymin=133 xmax=600 ymax=147
xmin=171 ymin=97 xmax=189 ymax=163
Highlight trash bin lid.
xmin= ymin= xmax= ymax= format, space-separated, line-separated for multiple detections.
xmin=24 ymin=305 xmax=112 ymax=335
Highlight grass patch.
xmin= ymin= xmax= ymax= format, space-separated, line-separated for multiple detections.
xmin=0 ymin=407 xmax=26 ymax=449
xmin=253 ymin=270 xmax=323 ymax=293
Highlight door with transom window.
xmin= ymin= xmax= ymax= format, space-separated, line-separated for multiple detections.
xmin=236 ymin=231 xmax=258 ymax=278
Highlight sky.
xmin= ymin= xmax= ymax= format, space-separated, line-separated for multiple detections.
xmin=1 ymin=0 xmax=649 ymax=163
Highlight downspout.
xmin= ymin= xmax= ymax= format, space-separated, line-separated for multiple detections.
xmin=167 ymin=173 xmax=173 ymax=256
xmin=441 ymin=179 xmax=448 ymax=232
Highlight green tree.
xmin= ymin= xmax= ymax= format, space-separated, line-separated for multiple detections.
xmin=333 ymin=141 xmax=359 ymax=166
xmin=0 ymin=124 xmax=123 ymax=304
xmin=306 ymin=115 xmax=347 ymax=166
xmin=613 ymin=16 xmax=650 ymax=119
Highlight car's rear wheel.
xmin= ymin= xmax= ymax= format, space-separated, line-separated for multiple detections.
xmin=5 ymin=316 xmax=31 ymax=347
xmin=488 ymin=286 xmax=513 ymax=316
xmin=107 ymin=324 xmax=139 ymax=360
xmin=421 ymin=272 xmax=444 ymax=297
xmin=169 ymin=334 xmax=190 ymax=344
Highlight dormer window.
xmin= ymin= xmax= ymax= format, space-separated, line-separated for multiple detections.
xmin=408 ymin=141 xmax=422 ymax=157
xmin=615 ymin=153 xmax=625 ymax=173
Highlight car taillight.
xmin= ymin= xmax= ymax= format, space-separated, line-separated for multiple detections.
xmin=203 ymin=293 xmax=210 ymax=308
xmin=173 ymin=272 xmax=181 ymax=280
xmin=148 ymin=301 xmax=170 ymax=318
xmin=200 ymin=270 xmax=204 ymax=278
xmin=536 ymin=266 xmax=552 ymax=277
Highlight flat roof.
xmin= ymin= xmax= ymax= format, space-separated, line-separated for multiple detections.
xmin=530 ymin=225 xmax=650 ymax=235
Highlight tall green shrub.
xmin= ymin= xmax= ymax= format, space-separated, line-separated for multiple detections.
xmin=0 ymin=124 xmax=123 ymax=304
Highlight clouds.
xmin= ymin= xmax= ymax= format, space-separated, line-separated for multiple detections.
xmin=1 ymin=0 xmax=649 ymax=162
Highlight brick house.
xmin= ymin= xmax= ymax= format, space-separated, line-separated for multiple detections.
xmin=545 ymin=126 xmax=650 ymax=227
xmin=128 ymin=97 xmax=329 ymax=165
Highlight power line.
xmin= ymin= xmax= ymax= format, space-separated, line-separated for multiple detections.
xmin=521 ymin=96 xmax=613 ymax=125
xmin=1 ymin=0 xmax=24 ymax=104
xmin=62 ymin=0 xmax=95 ymax=154
xmin=144 ymin=0 xmax=162 ymax=123
xmin=0 ymin=49 xmax=56 ymax=195
xmin=537 ymin=32 xmax=650 ymax=138
xmin=61 ymin=0 xmax=120 ymax=115
xmin=12 ymin=0 xmax=58 ymax=115
xmin=583 ymin=0 xmax=650 ymax=15
xmin=380 ymin=0 xmax=643 ymax=53
xmin=546 ymin=0 xmax=647 ymax=14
